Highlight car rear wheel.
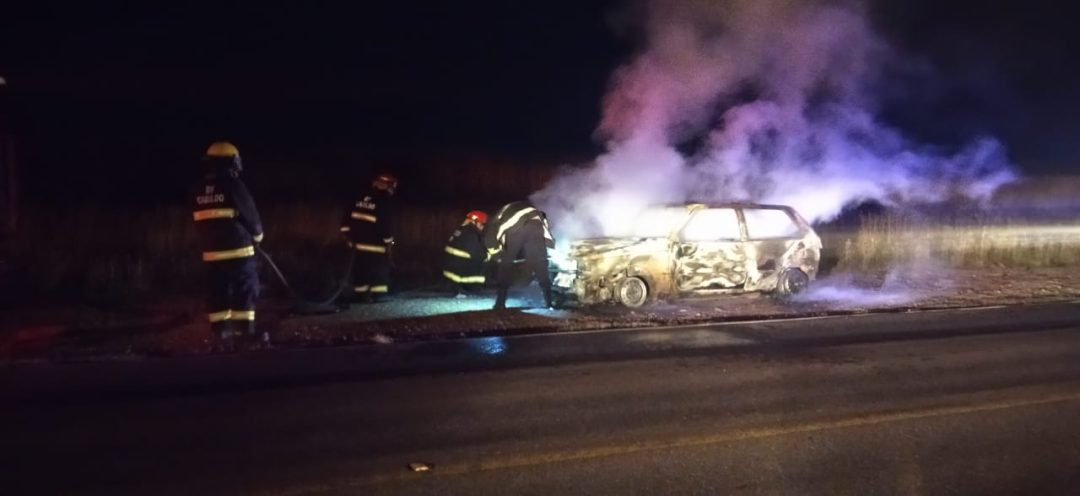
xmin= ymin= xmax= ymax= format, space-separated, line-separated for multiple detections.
xmin=616 ymin=276 xmax=649 ymax=308
xmin=775 ymin=268 xmax=809 ymax=298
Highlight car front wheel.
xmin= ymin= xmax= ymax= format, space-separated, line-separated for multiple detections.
xmin=616 ymin=276 xmax=649 ymax=308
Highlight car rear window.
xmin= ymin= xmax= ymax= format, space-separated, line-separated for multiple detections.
xmin=682 ymin=208 xmax=742 ymax=241
xmin=743 ymin=208 xmax=802 ymax=239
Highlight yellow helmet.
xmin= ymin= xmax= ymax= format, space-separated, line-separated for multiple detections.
xmin=205 ymin=141 xmax=240 ymax=158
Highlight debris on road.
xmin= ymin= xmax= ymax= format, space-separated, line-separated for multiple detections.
xmin=408 ymin=462 xmax=433 ymax=473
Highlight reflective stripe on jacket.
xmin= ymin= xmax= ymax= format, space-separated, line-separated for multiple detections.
xmin=202 ymin=246 xmax=256 ymax=262
xmin=484 ymin=201 xmax=555 ymax=258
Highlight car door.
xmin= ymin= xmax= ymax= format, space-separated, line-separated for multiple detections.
xmin=740 ymin=207 xmax=815 ymax=290
xmin=674 ymin=207 xmax=749 ymax=291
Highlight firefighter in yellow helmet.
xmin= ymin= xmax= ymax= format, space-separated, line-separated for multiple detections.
xmin=340 ymin=173 xmax=398 ymax=304
xmin=191 ymin=141 xmax=265 ymax=351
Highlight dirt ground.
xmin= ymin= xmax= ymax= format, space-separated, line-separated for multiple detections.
xmin=3 ymin=267 xmax=1080 ymax=363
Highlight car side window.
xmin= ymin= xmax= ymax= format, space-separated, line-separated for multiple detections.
xmin=681 ymin=208 xmax=741 ymax=242
xmin=743 ymin=208 xmax=802 ymax=239
xmin=632 ymin=208 xmax=690 ymax=238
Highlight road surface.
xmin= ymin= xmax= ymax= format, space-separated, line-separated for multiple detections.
xmin=4 ymin=302 xmax=1080 ymax=495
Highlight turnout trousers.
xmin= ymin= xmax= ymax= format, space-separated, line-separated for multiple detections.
xmin=495 ymin=220 xmax=552 ymax=309
xmin=205 ymin=256 xmax=259 ymax=336
xmin=352 ymin=251 xmax=391 ymax=299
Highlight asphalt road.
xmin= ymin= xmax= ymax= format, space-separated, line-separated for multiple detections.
xmin=4 ymin=302 xmax=1080 ymax=495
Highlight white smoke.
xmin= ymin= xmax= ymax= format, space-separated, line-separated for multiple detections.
xmin=792 ymin=259 xmax=950 ymax=307
xmin=532 ymin=0 xmax=1017 ymax=239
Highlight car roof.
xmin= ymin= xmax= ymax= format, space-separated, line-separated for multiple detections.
xmin=654 ymin=202 xmax=795 ymax=210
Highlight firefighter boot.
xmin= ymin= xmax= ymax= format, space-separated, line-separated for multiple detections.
xmin=542 ymin=287 xmax=555 ymax=310
xmin=237 ymin=321 xmax=267 ymax=351
xmin=335 ymin=292 xmax=352 ymax=310
xmin=242 ymin=330 xmax=271 ymax=351
xmin=494 ymin=288 xmax=508 ymax=310
xmin=213 ymin=329 xmax=238 ymax=354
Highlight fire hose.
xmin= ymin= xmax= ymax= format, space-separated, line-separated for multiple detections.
xmin=256 ymin=245 xmax=355 ymax=314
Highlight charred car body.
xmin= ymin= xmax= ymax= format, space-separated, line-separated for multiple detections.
xmin=550 ymin=204 xmax=821 ymax=307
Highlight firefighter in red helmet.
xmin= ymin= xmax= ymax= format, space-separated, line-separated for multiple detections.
xmin=443 ymin=210 xmax=488 ymax=297
xmin=191 ymin=141 xmax=265 ymax=351
xmin=340 ymin=173 xmax=398 ymax=303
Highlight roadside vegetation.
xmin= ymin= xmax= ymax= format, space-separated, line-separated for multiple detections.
xmin=826 ymin=213 xmax=1080 ymax=272
xmin=5 ymin=164 xmax=1080 ymax=303
xmin=7 ymin=205 xmax=465 ymax=303
xmin=7 ymin=206 xmax=1079 ymax=304
xmin=4 ymin=155 xmax=560 ymax=303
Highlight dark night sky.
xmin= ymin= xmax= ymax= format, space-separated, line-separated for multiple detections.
xmin=1 ymin=0 xmax=1079 ymax=204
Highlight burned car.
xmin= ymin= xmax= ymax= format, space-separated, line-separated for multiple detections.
xmin=550 ymin=203 xmax=821 ymax=307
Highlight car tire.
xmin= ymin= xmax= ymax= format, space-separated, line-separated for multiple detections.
xmin=616 ymin=276 xmax=649 ymax=308
xmin=775 ymin=268 xmax=809 ymax=298
xmin=551 ymin=292 xmax=566 ymax=309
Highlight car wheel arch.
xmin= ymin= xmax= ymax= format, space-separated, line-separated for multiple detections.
xmin=622 ymin=258 xmax=668 ymax=301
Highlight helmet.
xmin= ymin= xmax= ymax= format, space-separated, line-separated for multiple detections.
xmin=205 ymin=141 xmax=240 ymax=158
xmin=466 ymin=210 xmax=488 ymax=225
xmin=372 ymin=173 xmax=398 ymax=191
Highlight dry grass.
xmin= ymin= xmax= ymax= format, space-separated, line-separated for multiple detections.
xmin=7 ymin=204 xmax=476 ymax=302
xmin=833 ymin=214 xmax=1080 ymax=271
xmin=3 ymin=154 xmax=572 ymax=302
xmin=9 ymin=204 xmax=1080 ymax=302
xmin=11 ymin=207 xmax=202 ymax=301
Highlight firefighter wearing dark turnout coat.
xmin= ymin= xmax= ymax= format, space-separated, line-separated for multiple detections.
xmin=443 ymin=210 xmax=488 ymax=295
xmin=191 ymin=142 xmax=264 ymax=347
xmin=484 ymin=201 xmax=555 ymax=310
xmin=341 ymin=173 xmax=397 ymax=302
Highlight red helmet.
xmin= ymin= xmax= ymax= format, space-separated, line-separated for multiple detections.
xmin=373 ymin=173 xmax=398 ymax=191
xmin=466 ymin=210 xmax=488 ymax=225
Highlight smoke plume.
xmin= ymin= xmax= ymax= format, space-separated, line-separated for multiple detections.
xmin=532 ymin=0 xmax=1016 ymax=238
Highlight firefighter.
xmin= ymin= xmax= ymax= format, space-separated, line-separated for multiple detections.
xmin=484 ymin=201 xmax=555 ymax=310
xmin=341 ymin=173 xmax=397 ymax=303
xmin=191 ymin=141 xmax=264 ymax=351
xmin=443 ymin=210 xmax=488 ymax=297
